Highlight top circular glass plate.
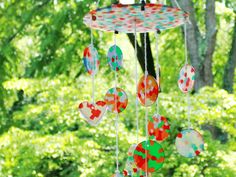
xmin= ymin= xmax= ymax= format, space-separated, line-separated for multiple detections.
xmin=83 ymin=3 xmax=188 ymax=33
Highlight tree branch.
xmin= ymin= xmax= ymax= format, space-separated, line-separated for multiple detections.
xmin=127 ymin=33 xmax=145 ymax=72
xmin=223 ymin=15 xmax=236 ymax=93
xmin=127 ymin=33 xmax=156 ymax=77
xmin=140 ymin=33 xmax=156 ymax=77
xmin=203 ymin=0 xmax=217 ymax=85
xmin=205 ymin=0 xmax=217 ymax=49
xmin=4 ymin=0 xmax=51 ymax=45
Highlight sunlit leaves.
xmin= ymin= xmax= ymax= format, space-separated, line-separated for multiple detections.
xmin=1 ymin=76 xmax=236 ymax=176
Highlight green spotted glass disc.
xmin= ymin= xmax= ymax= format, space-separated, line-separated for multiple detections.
xmin=133 ymin=140 xmax=165 ymax=172
xmin=107 ymin=45 xmax=123 ymax=71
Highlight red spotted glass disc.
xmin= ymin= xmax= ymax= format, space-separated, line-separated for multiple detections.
xmin=83 ymin=45 xmax=99 ymax=75
xmin=175 ymin=129 xmax=204 ymax=158
xmin=178 ymin=64 xmax=195 ymax=93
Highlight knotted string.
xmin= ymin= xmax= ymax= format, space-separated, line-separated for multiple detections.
xmin=90 ymin=16 xmax=95 ymax=104
xmin=155 ymin=32 xmax=160 ymax=115
xmin=174 ymin=0 xmax=181 ymax=9
xmin=183 ymin=22 xmax=191 ymax=129
xmin=144 ymin=32 xmax=148 ymax=177
xmin=114 ymin=33 xmax=120 ymax=175
xmin=134 ymin=21 xmax=139 ymax=144
xmin=96 ymin=0 xmax=100 ymax=8
xmin=184 ymin=23 xmax=188 ymax=65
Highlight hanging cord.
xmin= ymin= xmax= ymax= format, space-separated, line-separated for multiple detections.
xmin=90 ymin=16 xmax=95 ymax=104
xmin=183 ymin=22 xmax=191 ymax=129
xmin=144 ymin=32 xmax=148 ymax=177
xmin=142 ymin=5 xmax=148 ymax=176
xmin=173 ymin=0 xmax=181 ymax=9
xmin=90 ymin=16 xmax=94 ymax=46
xmin=173 ymin=0 xmax=191 ymax=25
xmin=184 ymin=23 xmax=188 ymax=65
xmin=154 ymin=32 xmax=159 ymax=115
xmin=134 ymin=21 xmax=139 ymax=144
xmin=92 ymin=64 xmax=95 ymax=104
xmin=187 ymin=92 xmax=191 ymax=129
xmin=96 ymin=0 xmax=100 ymax=8
xmin=114 ymin=33 xmax=120 ymax=174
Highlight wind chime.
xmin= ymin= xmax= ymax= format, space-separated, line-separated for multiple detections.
xmin=79 ymin=0 xmax=204 ymax=176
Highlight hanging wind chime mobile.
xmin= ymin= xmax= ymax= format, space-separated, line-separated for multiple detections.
xmin=79 ymin=0 xmax=204 ymax=176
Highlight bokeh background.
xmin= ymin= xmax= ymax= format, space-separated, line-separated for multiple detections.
xmin=0 ymin=0 xmax=235 ymax=177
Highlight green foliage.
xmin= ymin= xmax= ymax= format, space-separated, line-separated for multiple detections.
xmin=1 ymin=77 xmax=236 ymax=177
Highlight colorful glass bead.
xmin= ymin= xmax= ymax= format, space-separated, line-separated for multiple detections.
xmin=104 ymin=87 xmax=128 ymax=113
xmin=178 ymin=64 xmax=195 ymax=93
xmin=137 ymin=75 xmax=158 ymax=107
xmin=175 ymin=129 xmax=204 ymax=158
xmin=148 ymin=114 xmax=170 ymax=142
xmin=107 ymin=45 xmax=123 ymax=71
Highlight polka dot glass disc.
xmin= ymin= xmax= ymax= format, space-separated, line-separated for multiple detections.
xmin=175 ymin=129 xmax=204 ymax=158
xmin=148 ymin=114 xmax=170 ymax=142
xmin=107 ymin=45 xmax=123 ymax=71
xmin=83 ymin=45 xmax=99 ymax=75
xmin=137 ymin=75 xmax=158 ymax=107
xmin=83 ymin=3 xmax=188 ymax=33
xmin=133 ymin=140 xmax=165 ymax=172
xmin=104 ymin=87 xmax=128 ymax=113
xmin=178 ymin=64 xmax=195 ymax=93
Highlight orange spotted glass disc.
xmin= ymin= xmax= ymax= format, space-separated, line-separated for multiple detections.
xmin=148 ymin=114 xmax=170 ymax=142
xmin=137 ymin=75 xmax=158 ymax=107
xmin=104 ymin=87 xmax=128 ymax=113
